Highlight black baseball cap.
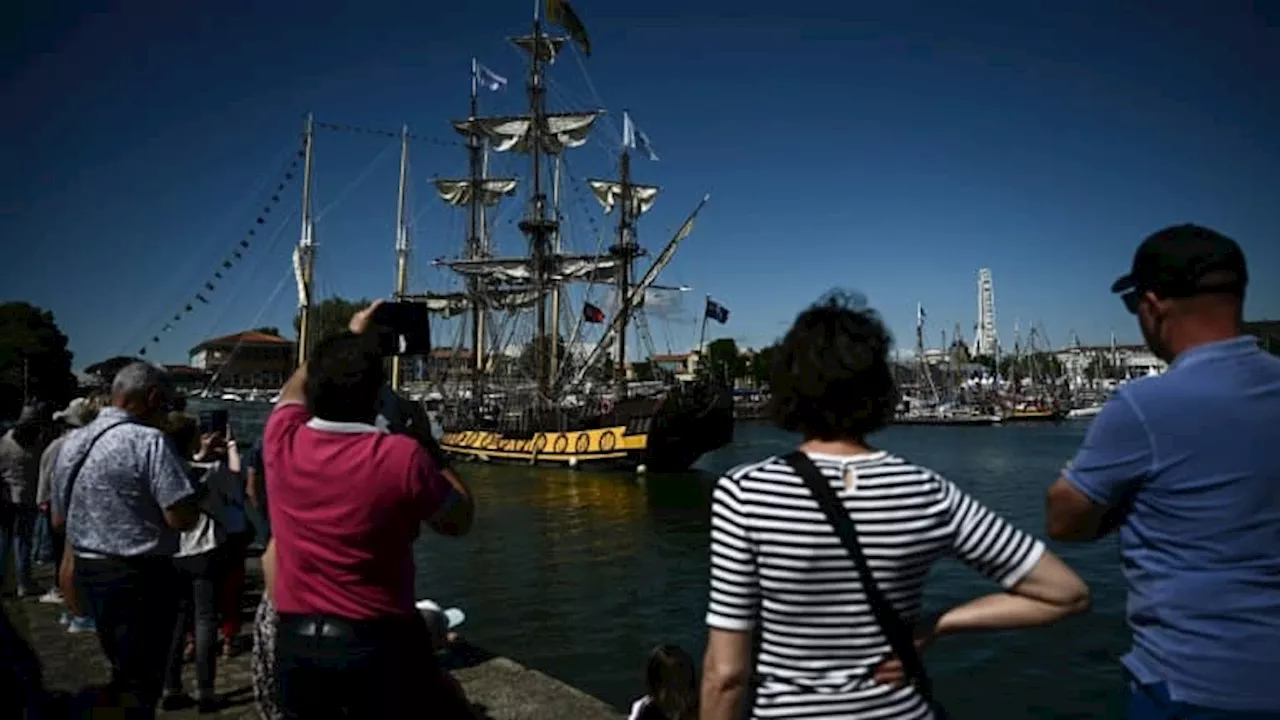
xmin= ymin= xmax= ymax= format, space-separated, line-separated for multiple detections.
xmin=1111 ymin=224 xmax=1249 ymax=298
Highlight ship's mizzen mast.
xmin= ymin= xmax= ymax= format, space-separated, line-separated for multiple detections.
xmin=294 ymin=113 xmax=317 ymax=367
xmin=390 ymin=124 xmax=410 ymax=391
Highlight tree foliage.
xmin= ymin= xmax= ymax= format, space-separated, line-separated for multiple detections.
xmin=252 ymin=326 xmax=282 ymax=337
xmin=704 ymin=338 xmax=746 ymax=386
xmin=294 ymin=297 xmax=370 ymax=349
xmin=517 ymin=334 xmax=567 ymax=380
xmin=0 ymin=302 xmax=77 ymax=418
xmin=747 ymin=344 xmax=778 ymax=387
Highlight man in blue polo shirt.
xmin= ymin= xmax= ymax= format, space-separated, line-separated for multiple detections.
xmin=1046 ymin=224 xmax=1280 ymax=718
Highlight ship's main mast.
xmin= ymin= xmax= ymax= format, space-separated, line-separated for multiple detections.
xmin=517 ymin=17 xmax=557 ymax=408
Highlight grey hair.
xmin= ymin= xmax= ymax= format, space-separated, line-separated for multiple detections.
xmin=111 ymin=362 xmax=171 ymax=403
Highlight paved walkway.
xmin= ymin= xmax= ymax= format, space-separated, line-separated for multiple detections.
xmin=5 ymin=563 xmax=622 ymax=720
xmin=5 ymin=563 xmax=264 ymax=718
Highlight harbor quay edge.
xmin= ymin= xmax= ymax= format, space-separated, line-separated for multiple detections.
xmin=3 ymin=559 xmax=622 ymax=720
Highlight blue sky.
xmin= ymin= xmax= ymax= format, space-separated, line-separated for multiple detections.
xmin=3 ymin=0 xmax=1277 ymax=369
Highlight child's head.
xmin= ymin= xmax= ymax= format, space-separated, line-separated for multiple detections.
xmin=645 ymin=644 xmax=698 ymax=720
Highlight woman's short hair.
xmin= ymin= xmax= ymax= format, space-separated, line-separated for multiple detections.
xmin=769 ymin=291 xmax=899 ymax=441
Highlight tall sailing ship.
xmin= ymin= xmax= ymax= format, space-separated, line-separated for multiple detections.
xmin=293 ymin=3 xmax=734 ymax=472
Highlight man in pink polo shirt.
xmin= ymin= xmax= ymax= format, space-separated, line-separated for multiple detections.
xmin=264 ymin=301 xmax=476 ymax=718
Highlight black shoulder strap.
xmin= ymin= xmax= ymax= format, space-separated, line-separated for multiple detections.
xmin=783 ymin=451 xmax=936 ymax=706
xmin=60 ymin=420 xmax=135 ymax=517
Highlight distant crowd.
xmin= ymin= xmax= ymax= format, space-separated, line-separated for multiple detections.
xmin=4 ymin=223 xmax=1279 ymax=720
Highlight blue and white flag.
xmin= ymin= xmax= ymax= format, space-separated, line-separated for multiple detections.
xmin=472 ymin=59 xmax=508 ymax=93
xmin=917 ymin=303 xmax=926 ymax=327
xmin=622 ymin=111 xmax=659 ymax=161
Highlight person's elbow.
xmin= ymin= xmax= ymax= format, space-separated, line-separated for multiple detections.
xmin=702 ymin=655 xmax=750 ymax=696
xmin=1045 ymin=476 xmax=1104 ymax=542
xmin=1015 ymin=549 xmax=1092 ymax=620
xmin=163 ymin=501 xmax=200 ymax=532
xmin=428 ymin=499 xmax=475 ymax=537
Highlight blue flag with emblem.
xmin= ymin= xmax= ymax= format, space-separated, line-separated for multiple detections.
xmin=705 ymin=298 xmax=730 ymax=324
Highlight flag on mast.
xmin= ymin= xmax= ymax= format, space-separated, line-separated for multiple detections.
xmin=917 ymin=303 xmax=926 ymax=328
xmin=583 ymin=302 xmax=605 ymax=323
xmin=546 ymin=0 xmax=591 ymax=56
xmin=622 ymin=111 xmax=659 ymax=161
xmin=472 ymin=59 xmax=507 ymax=93
xmin=705 ymin=298 xmax=730 ymax=324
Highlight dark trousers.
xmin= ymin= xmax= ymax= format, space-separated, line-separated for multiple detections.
xmin=0 ymin=504 xmax=37 ymax=591
xmin=165 ymin=549 xmax=222 ymax=698
xmin=276 ymin=613 xmax=475 ymax=719
xmin=49 ymin=521 xmax=65 ymax=576
xmin=75 ymin=555 xmax=179 ymax=719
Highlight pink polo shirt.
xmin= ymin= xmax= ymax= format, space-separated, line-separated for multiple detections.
xmin=263 ymin=402 xmax=452 ymax=620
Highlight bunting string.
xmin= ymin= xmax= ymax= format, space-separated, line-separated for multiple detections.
xmin=314 ymin=121 xmax=461 ymax=149
xmin=135 ymin=138 xmax=306 ymax=357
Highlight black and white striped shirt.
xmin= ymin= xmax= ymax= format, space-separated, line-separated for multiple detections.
xmin=707 ymin=451 xmax=1044 ymax=719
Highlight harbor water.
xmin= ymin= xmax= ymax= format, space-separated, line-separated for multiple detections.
xmin=212 ymin=401 xmax=1129 ymax=719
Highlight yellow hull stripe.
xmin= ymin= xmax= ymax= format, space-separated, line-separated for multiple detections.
xmin=439 ymin=426 xmax=649 ymax=463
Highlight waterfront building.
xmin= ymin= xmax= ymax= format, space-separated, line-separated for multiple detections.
xmin=188 ymin=330 xmax=295 ymax=389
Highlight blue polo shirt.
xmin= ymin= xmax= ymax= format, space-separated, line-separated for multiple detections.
xmin=1065 ymin=336 xmax=1280 ymax=711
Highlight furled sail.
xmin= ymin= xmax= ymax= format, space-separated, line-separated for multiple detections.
xmin=510 ymin=34 xmax=566 ymax=63
xmin=401 ymin=288 xmax=542 ymax=318
xmin=452 ymin=111 xmax=603 ymax=154
xmin=436 ymin=254 xmax=622 ymax=284
xmin=433 ymin=178 xmax=519 ymax=207
xmin=292 ymin=246 xmax=309 ymax=308
xmin=586 ymin=180 xmax=660 ymax=216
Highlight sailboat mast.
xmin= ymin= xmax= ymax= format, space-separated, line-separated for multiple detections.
xmin=295 ymin=112 xmax=317 ymax=368
xmin=391 ymin=124 xmax=411 ymax=391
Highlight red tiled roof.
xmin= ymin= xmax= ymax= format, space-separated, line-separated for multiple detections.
xmin=651 ymin=353 xmax=691 ymax=362
xmin=191 ymin=331 xmax=293 ymax=352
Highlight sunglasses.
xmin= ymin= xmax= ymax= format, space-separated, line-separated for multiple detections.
xmin=1121 ymin=290 xmax=1142 ymax=314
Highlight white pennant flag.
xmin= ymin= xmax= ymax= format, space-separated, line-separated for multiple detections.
xmin=622 ymin=111 xmax=659 ymax=161
xmin=472 ymin=59 xmax=507 ymax=93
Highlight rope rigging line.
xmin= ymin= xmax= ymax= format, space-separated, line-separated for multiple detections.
xmin=313 ymin=121 xmax=461 ymax=149
xmin=133 ymin=139 xmax=307 ymax=359
xmin=120 ymin=140 xmax=304 ymax=357
xmin=313 ymin=139 xmax=399 ymax=223
xmin=200 ymin=265 xmax=296 ymax=395
xmin=192 ymin=201 xmax=301 ymax=342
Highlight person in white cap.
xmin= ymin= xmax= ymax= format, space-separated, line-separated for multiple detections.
xmin=35 ymin=398 xmax=97 ymax=617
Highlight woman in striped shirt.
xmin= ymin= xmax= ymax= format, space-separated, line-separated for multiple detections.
xmin=699 ymin=293 xmax=1089 ymax=720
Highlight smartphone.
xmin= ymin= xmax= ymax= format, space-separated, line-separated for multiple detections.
xmin=198 ymin=409 xmax=229 ymax=435
xmin=371 ymin=301 xmax=432 ymax=356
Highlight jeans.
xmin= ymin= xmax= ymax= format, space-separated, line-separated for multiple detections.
xmin=75 ymin=555 xmax=180 ymax=719
xmin=166 ymin=549 xmax=221 ymax=699
xmin=33 ymin=508 xmax=54 ymax=564
xmin=0 ymin=504 xmax=37 ymax=591
xmin=276 ymin=613 xmax=475 ymax=718
xmin=1130 ymin=682 xmax=1280 ymax=720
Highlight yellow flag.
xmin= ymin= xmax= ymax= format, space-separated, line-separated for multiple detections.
xmin=546 ymin=0 xmax=591 ymax=56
